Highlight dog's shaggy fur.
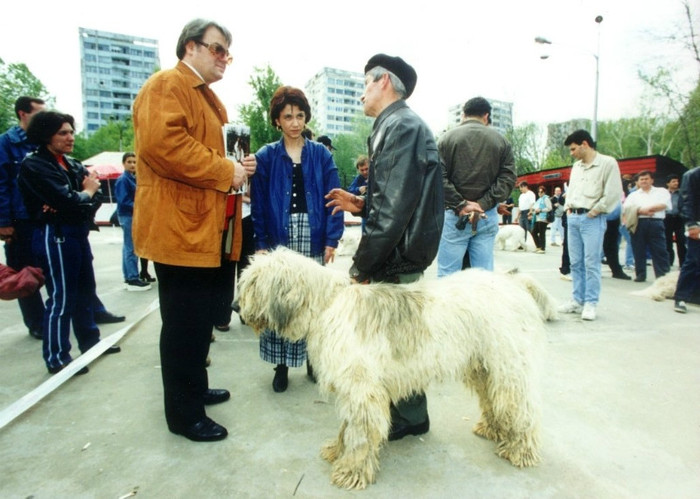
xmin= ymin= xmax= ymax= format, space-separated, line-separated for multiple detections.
xmin=496 ymin=224 xmax=537 ymax=252
xmin=238 ymin=248 xmax=555 ymax=490
xmin=630 ymin=271 xmax=679 ymax=301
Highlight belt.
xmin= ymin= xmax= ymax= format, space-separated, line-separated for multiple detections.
xmin=571 ymin=208 xmax=589 ymax=214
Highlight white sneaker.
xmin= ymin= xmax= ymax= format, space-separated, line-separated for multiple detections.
xmin=581 ymin=303 xmax=596 ymax=321
xmin=558 ymin=300 xmax=583 ymax=314
xmin=560 ymin=273 xmax=572 ymax=281
xmin=674 ymin=300 xmax=687 ymax=314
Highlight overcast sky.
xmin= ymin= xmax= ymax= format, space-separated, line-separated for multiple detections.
xmin=1 ymin=0 xmax=696 ymax=134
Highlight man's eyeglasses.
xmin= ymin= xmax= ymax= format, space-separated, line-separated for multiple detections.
xmin=195 ymin=41 xmax=233 ymax=65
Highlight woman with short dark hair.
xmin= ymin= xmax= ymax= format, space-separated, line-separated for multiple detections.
xmin=19 ymin=111 xmax=120 ymax=374
xmin=251 ymin=86 xmax=344 ymax=392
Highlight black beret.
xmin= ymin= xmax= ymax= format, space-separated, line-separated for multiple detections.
xmin=364 ymin=53 xmax=417 ymax=99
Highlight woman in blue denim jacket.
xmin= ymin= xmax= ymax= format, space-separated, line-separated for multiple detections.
xmin=251 ymin=86 xmax=344 ymax=392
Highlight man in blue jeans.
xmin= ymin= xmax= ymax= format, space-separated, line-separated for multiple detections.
xmin=115 ymin=152 xmax=151 ymax=291
xmin=559 ymin=130 xmax=622 ymax=321
xmin=436 ymin=96 xmax=516 ymax=275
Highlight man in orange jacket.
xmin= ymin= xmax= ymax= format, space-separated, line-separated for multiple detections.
xmin=133 ymin=19 xmax=256 ymax=442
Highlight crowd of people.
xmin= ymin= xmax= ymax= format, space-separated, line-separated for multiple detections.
xmin=1 ymin=17 xmax=698 ymax=445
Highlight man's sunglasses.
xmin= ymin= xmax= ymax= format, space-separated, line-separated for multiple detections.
xmin=195 ymin=41 xmax=233 ymax=65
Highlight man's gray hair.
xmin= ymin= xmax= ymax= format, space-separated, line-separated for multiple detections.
xmin=176 ymin=19 xmax=232 ymax=60
xmin=367 ymin=66 xmax=407 ymax=99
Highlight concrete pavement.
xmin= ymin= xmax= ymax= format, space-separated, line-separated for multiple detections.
xmin=0 ymin=226 xmax=698 ymax=498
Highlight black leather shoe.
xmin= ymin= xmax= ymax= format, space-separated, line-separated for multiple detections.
xmin=103 ymin=345 xmax=122 ymax=355
xmin=203 ymin=388 xmax=230 ymax=405
xmin=214 ymin=324 xmax=230 ymax=332
xmin=168 ymin=417 xmax=228 ymax=442
xmin=28 ymin=328 xmax=43 ymax=340
xmin=612 ymin=273 xmax=632 ymax=280
xmin=272 ymin=364 xmax=288 ymax=393
xmin=140 ymin=272 xmax=156 ymax=283
xmin=94 ymin=311 xmax=126 ymax=324
xmin=47 ymin=363 xmax=89 ymax=376
xmin=388 ymin=417 xmax=430 ymax=441
xmin=634 ymin=276 xmax=646 ymax=282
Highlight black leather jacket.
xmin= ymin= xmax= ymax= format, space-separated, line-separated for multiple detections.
xmin=352 ymin=100 xmax=444 ymax=282
xmin=680 ymin=166 xmax=699 ymax=229
xmin=19 ymin=147 xmax=100 ymax=226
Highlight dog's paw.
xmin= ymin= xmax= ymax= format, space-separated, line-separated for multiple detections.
xmin=472 ymin=419 xmax=503 ymax=442
xmin=321 ymin=439 xmax=342 ymax=463
xmin=497 ymin=439 xmax=541 ymax=467
xmin=331 ymin=466 xmax=373 ymax=490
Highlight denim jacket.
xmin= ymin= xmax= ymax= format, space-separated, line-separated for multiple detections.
xmin=115 ymin=171 xmax=136 ymax=217
xmin=251 ymin=138 xmax=343 ymax=255
xmin=0 ymin=126 xmax=35 ymax=225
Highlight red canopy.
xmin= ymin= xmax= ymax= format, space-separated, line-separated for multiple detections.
xmin=87 ymin=164 xmax=124 ymax=180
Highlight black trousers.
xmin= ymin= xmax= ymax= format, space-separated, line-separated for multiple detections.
xmin=532 ymin=221 xmax=548 ymax=250
xmin=631 ymin=218 xmax=670 ymax=280
xmin=664 ymin=214 xmax=686 ymax=267
xmin=154 ymin=262 xmax=219 ymax=428
xmin=559 ymin=214 xmax=570 ymax=274
xmin=603 ymin=218 xmax=625 ymax=275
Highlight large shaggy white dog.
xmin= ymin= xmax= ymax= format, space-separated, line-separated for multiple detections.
xmin=496 ymin=224 xmax=537 ymax=252
xmin=238 ymin=248 xmax=555 ymax=490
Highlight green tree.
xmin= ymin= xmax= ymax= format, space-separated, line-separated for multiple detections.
xmin=676 ymin=81 xmax=700 ymax=165
xmin=239 ymin=65 xmax=283 ymax=152
xmin=330 ymin=114 xmax=373 ymax=188
xmin=0 ymin=58 xmax=54 ymax=132
xmin=541 ymin=149 xmax=570 ymax=169
xmin=505 ymin=123 xmax=545 ymax=175
xmin=638 ymin=0 xmax=700 ymax=166
xmin=72 ymin=118 xmax=134 ymax=161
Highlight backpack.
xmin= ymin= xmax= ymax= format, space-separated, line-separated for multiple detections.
xmin=543 ymin=196 xmax=554 ymax=223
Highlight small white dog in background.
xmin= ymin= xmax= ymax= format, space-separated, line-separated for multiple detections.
xmin=238 ymin=248 xmax=556 ymax=490
xmin=630 ymin=271 xmax=680 ymax=301
xmin=496 ymin=225 xmax=537 ymax=252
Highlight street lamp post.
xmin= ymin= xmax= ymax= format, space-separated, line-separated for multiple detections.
xmin=535 ymin=15 xmax=603 ymax=141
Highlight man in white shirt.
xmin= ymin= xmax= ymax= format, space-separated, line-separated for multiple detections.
xmin=517 ymin=181 xmax=535 ymax=242
xmin=559 ymin=130 xmax=622 ymax=321
xmin=623 ymin=170 xmax=671 ymax=282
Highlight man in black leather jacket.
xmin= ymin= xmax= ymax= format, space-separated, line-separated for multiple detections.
xmin=326 ymin=53 xmax=443 ymax=441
